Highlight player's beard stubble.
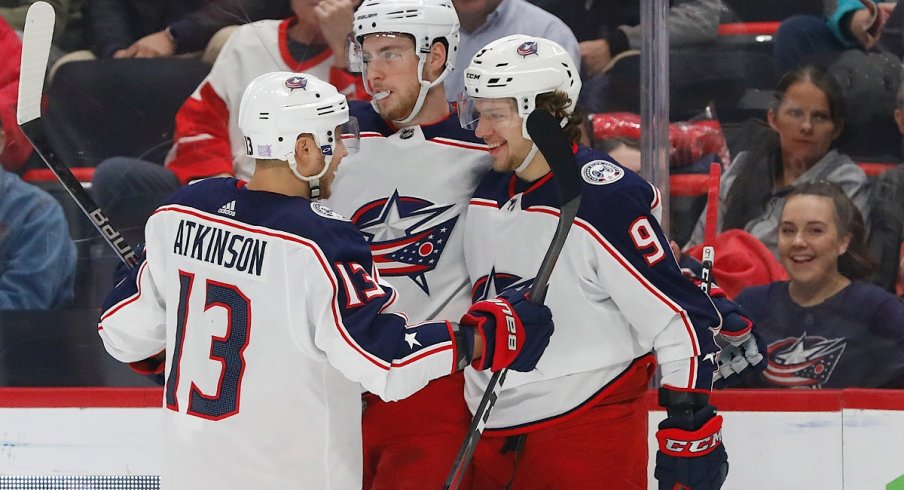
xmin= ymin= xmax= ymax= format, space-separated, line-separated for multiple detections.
xmin=375 ymin=84 xmax=419 ymax=122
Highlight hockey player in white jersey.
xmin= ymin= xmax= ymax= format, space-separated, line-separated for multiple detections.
xmin=458 ymin=35 xmax=728 ymax=489
xmin=97 ymin=72 xmax=554 ymax=489
xmin=322 ymin=1 xmax=492 ymax=487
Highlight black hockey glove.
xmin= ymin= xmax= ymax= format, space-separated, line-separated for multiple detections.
xmin=655 ymin=389 xmax=728 ymax=490
xmin=460 ymin=288 xmax=554 ymax=372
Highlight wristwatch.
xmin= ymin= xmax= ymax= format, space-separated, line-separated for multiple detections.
xmin=163 ymin=26 xmax=178 ymax=48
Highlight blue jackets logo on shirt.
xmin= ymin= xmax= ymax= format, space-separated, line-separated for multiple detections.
xmin=762 ymin=334 xmax=846 ymax=388
xmin=351 ymin=190 xmax=457 ymax=294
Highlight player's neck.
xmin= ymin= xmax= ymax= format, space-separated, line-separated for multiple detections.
xmin=396 ymin=88 xmax=450 ymax=128
xmin=247 ymin=163 xmax=311 ymax=198
xmin=516 ymin=151 xmax=550 ymax=182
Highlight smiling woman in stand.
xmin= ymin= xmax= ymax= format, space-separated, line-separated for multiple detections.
xmin=734 ymin=181 xmax=904 ymax=389
xmin=688 ymin=65 xmax=870 ymax=257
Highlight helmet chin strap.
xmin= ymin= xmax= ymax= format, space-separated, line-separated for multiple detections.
xmin=512 ymin=112 xmax=568 ymax=175
xmin=288 ymin=151 xmax=333 ymax=201
xmin=392 ymin=56 xmax=451 ymax=125
xmin=513 ymin=144 xmax=538 ymax=174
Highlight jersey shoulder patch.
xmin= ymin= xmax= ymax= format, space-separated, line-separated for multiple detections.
xmin=310 ymin=201 xmax=348 ymax=221
xmin=581 ymin=159 xmax=624 ymax=185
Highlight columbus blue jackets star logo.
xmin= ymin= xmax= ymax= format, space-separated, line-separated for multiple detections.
xmin=285 ymin=76 xmax=307 ymax=91
xmin=351 ymin=190 xmax=457 ymax=294
xmin=471 ymin=268 xmax=531 ymax=302
xmin=762 ymin=334 xmax=846 ymax=388
xmin=516 ymin=41 xmax=539 ymax=57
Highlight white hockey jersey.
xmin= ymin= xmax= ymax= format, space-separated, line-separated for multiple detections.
xmin=324 ymin=102 xmax=491 ymax=322
xmin=463 ymin=146 xmax=722 ymax=432
xmin=164 ymin=18 xmax=363 ymax=184
xmin=98 ymin=178 xmax=463 ymax=489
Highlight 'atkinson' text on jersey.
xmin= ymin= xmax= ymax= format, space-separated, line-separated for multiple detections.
xmin=173 ymin=219 xmax=267 ymax=276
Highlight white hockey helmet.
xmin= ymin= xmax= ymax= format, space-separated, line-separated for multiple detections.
xmin=351 ymin=0 xmax=460 ymax=123
xmin=459 ymin=35 xmax=581 ymax=138
xmin=238 ymin=72 xmax=359 ymax=194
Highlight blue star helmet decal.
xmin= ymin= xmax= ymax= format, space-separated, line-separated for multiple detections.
xmin=516 ymin=41 xmax=538 ymax=57
xmin=351 ymin=190 xmax=458 ymax=294
xmin=285 ymin=76 xmax=307 ymax=91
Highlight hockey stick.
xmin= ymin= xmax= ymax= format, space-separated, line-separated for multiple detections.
xmin=444 ymin=110 xmax=583 ymax=490
xmin=17 ymin=1 xmax=138 ymax=268
xmin=699 ymin=162 xmax=721 ymax=294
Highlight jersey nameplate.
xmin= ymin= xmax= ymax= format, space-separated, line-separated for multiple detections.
xmin=581 ymin=160 xmax=624 ymax=185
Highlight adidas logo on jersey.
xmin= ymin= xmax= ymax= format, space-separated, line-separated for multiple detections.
xmin=218 ymin=200 xmax=237 ymax=217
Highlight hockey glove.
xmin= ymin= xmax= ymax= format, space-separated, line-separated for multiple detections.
xmin=460 ymin=288 xmax=554 ymax=372
xmin=655 ymin=389 xmax=728 ymax=490
xmin=711 ymin=295 xmax=766 ymax=388
xmin=677 ymin=256 xmax=766 ymax=388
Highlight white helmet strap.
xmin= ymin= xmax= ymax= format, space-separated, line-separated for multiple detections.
xmin=392 ymin=48 xmax=449 ymax=125
xmin=287 ymin=138 xmax=333 ymax=201
xmin=514 ymin=144 xmax=538 ymax=174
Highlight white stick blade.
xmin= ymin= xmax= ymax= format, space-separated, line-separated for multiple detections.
xmin=17 ymin=1 xmax=55 ymax=125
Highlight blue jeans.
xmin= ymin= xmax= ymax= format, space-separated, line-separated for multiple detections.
xmin=773 ymin=15 xmax=848 ymax=73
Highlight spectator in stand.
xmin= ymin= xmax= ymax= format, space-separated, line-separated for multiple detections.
xmin=687 ymin=65 xmax=870 ymax=258
xmin=444 ymin=0 xmax=579 ymax=101
xmin=0 ymin=129 xmax=76 ymax=309
xmin=0 ymin=17 xmax=32 ymax=173
xmin=530 ymin=0 xmax=720 ymax=113
xmin=867 ymin=80 xmax=904 ymax=294
xmin=773 ymin=0 xmax=899 ymax=73
xmin=82 ymin=0 xmax=292 ymax=60
xmin=735 ymin=181 xmax=904 ymax=389
xmin=90 ymin=0 xmax=363 ymax=245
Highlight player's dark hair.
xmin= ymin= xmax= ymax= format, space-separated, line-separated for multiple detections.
xmin=536 ymin=91 xmax=583 ymax=144
xmin=722 ymin=65 xmax=846 ymax=231
xmin=784 ymin=181 xmax=874 ymax=280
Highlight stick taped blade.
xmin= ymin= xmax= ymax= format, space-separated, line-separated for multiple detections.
xmin=17 ymin=1 xmax=55 ymax=125
xmin=525 ymin=110 xmax=581 ymax=204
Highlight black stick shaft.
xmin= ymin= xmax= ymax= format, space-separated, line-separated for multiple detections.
xmin=19 ymin=119 xmax=138 ymax=268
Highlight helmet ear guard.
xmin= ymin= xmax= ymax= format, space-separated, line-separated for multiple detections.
xmin=237 ymin=72 xmax=360 ymax=195
xmin=460 ymin=35 xmax=581 ymax=139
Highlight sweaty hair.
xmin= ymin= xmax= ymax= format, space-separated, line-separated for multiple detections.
xmin=722 ymin=65 xmax=847 ymax=231
xmin=535 ymin=91 xmax=583 ymax=144
xmin=784 ymin=181 xmax=874 ymax=280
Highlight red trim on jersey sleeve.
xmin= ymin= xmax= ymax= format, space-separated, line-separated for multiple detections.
xmin=166 ymin=82 xmax=234 ymax=184
xmin=99 ymin=261 xmax=150 ymax=323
